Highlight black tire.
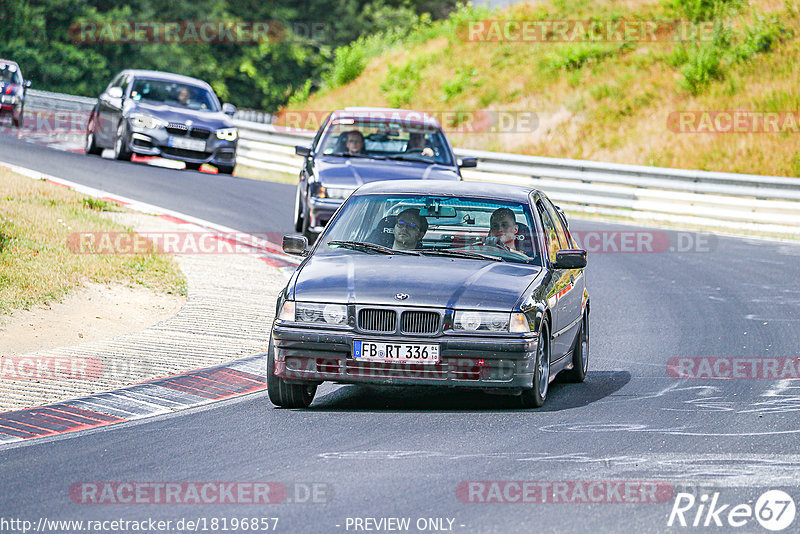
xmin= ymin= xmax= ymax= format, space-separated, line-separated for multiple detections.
xmin=519 ymin=321 xmax=550 ymax=408
xmin=85 ymin=117 xmax=102 ymax=155
xmin=185 ymin=162 xmax=203 ymax=171
xmin=266 ymin=336 xmax=316 ymax=408
xmin=562 ymin=312 xmax=589 ymax=383
xmin=301 ymin=207 xmax=316 ymax=244
xmin=113 ymin=121 xmax=132 ymax=161
xmin=294 ymin=186 xmax=304 ymax=232
xmin=217 ymin=164 xmax=235 ymax=175
xmin=12 ymin=107 xmax=23 ymax=129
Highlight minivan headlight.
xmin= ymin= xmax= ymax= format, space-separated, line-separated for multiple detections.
xmin=281 ymin=301 xmax=348 ymax=325
xmin=453 ymin=311 xmax=529 ymax=333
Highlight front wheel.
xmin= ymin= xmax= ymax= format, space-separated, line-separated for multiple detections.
xmin=519 ymin=321 xmax=550 ymax=408
xmin=294 ymin=186 xmax=304 ymax=232
xmin=113 ymin=122 xmax=132 ymax=161
xmin=12 ymin=107 xmax=23 ymax=128
xmin=266 ymin=336 xmax=316 ymax=408
xmin=85 ymin=117 xmax=102 ymax=155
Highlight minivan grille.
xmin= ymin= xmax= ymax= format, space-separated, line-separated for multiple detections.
xmin=358 ymin=309 xmax=396 ymax=332
xmin=400 ymin=311 xmax=440 ymax=334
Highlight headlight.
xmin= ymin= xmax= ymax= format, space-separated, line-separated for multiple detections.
xmin=129 ymin=114 xmax=166 ymax=129
xmin=282 ymin=301 xmax=348 ymax=326
xmin=216 ymin=127 xmax=238 ymax=141
xmin=310 ymin=184 xmax=353 ymax=200
xmin=454 ymin=311 xmax=529 ymax=333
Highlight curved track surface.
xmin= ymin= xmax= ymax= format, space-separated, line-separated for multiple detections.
xmin=2 ymin=134 xmax=800 ymax=532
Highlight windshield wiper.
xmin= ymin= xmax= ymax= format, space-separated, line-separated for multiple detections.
xmin=385 ymin=154 xmax=432 ymax=163
xmin=328 ymin=240 xmax=419 ymax=255
xmin=330 ymin=152 xmax=386 ymax=160
xmin=417 ymin=249 xmax=504 ymax=262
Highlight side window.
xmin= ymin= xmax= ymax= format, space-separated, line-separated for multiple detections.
xmin=312 ymin=115 xmax=330 ymax=152
xmin=541 ymin=198 xmax=571 ymax=250
xmin=536 ymin=201 xmax=561 ymax=264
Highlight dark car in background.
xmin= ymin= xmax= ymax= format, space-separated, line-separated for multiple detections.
xmin=0 ymin=60 xmax=31 ymax=128
xmin=269 ymin=180 xmax=589 ymax=409
xmin=85 ymin=70 xmax=238 ymax=174
xmin=293 ymin=107 xmax=477 ymax=239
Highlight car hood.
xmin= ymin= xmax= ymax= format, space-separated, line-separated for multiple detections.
xmin=314 ymin=156 xmax=460 ymax=187
xmin=293 ymin=253 xmax=541 ymax=310
xmin=130 ymin=102 xmax=232 ymax=128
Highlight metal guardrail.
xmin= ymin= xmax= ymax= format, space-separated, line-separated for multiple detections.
xmin=19 ymin=90 xmax=800 ymax=236
xmin=233 ymin=119 xmax=800 ymax=236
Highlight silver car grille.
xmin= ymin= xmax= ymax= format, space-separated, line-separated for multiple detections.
xmin=358 ymin=308 xmax=396 ymax=333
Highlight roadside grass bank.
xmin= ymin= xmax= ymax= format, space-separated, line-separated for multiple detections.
xmin=285 ymin=0 xmax=800 ymax=177
xmin=0 ymin=168 xmax=186 ymax=320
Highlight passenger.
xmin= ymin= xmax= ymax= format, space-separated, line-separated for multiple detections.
xmin=393 ymin=208 xmax=428 ymax=250
xmin=176 ymin=87 xmax=192 ymax=106
xmin=343 ymin=130 xmax=366 ymax=155
xmin=407 ymin=132 xmax=434 ymax=157
xmin=488 ymin=207 xmax=523 ymax=253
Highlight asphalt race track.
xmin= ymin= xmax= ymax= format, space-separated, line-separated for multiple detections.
xmin=2 ymin=133 xmax=800 ymax=533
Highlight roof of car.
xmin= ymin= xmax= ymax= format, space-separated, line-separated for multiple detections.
xmin=333 ymin=107 xmax=442 ymax=128
xmin=0 ymin=59 xmax=21 ymax=69
xmin=120 ymin=70 xmax=213 ymax=88
xmin=353 ymin=180 xmax=541 ymax=202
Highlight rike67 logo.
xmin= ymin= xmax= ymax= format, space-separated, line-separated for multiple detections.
xmin=668 ymin=490 xmax=796 ymax=531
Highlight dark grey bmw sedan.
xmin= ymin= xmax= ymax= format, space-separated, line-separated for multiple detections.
xmin=269 ymin=180 xmax=589 ymax=409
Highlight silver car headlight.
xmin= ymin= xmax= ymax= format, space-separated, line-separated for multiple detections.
xmin=453 ymin=311 xmax=530 ymax=333
xmin=280 ymin=300 xmax=347 ymax=326
xmin=129 ymin=114 xmax=166 ymax=129
xmin=216 ymin=127 xmax=238 ymax=141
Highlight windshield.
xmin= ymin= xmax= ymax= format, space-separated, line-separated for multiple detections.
xmin=318 ymin=119 xmax=454 ymax=165
xmin=0 ymin=64 xmax=22 ymax=85
xmin=317 ymin=194 xmax=541 ymax=265
xmin=129 ymin=79 xmax=220 ymax=112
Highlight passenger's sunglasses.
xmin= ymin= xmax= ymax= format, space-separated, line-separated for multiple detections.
xmin=395 ymin=220 xmax=420 ymax=230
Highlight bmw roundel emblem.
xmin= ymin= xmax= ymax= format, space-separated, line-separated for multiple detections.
xmin=395 ymin=293 xmax=409 ymax=301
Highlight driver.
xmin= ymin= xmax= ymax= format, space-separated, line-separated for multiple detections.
xmin=407 ymin=132 xmax=434 ymax=157
xmin=393 ymin=208 xmax=428 ymax=250
xmin=488 ymin=207 xmax=524 ymax=254
xmin=344 ymin=130 xmax=366 ymax=154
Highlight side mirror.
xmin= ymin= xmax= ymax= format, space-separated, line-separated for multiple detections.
xmin=222 ymin=103 xmax=237 ymax=116
xmin=282 ymin=234 xmax=309 ymax=256
xmin=459 ymin=157 xmax=477 ymax=168
xmin=553 ymin=249 xmax=587 ymax=269
xmin=295 ymin=145 xmax=311 ymax=157
xmin=107 ymin=87 xmax=123 ymax=99
xmin=24 ymin=80 xmax=32 ymax=88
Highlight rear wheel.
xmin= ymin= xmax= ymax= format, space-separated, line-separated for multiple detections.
xmin=266 ymin=336 xmax=316 ymax=408
xmin=562 ymin=312 xmax=588 ymax=383
xmin=519 ymin=321 xmax=550 ymax=408
xmin=85 ymin=117 xmax=102 ymax=155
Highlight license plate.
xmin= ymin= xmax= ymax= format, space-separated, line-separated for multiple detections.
xmin=353 ymin=340 xmax=440 ymax=364
xmin=169 ymin=136 xmax=206 ymax=151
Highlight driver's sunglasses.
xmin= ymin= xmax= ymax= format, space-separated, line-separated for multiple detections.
xmin=395 ymin=220 xmax=419 ymax=230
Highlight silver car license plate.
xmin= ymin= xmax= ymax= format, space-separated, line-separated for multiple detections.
xmin=353 ymin=340 xmax=440 ymax=364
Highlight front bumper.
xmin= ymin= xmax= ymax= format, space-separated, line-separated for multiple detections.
xmin=272 ymin=323 xmax=538 ymax=390
xmin=305 ymin=197 xmax=343 ymax=234
xmin=127 ymin=125 xmax=237 ymax=167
